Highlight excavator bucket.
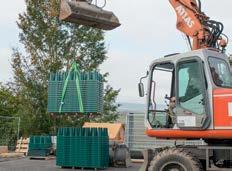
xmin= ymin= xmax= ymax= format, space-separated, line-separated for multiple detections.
xmin=59 ymin=0 xmax=121 ymax=30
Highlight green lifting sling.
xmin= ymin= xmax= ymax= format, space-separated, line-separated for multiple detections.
xmin=59 ymin=62 xmax=84 ymax=113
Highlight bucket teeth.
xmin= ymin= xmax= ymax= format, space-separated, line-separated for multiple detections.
xmin=59 ymin=0 xmax=121 ymax=30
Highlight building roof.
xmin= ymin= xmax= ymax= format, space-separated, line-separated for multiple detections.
xmin=83 ymin=122 xmax=124 ymax=141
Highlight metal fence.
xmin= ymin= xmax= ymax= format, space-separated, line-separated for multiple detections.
xmin=125 ymin=113 xmax=205 ymax=153
xmin=0 ymin=116 xmax=20 ymax=150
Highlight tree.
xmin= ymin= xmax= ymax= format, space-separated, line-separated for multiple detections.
xmin=11 ymin=0 xmax=119 ymax=135
xmin=95 ymin=85 xmax=120 ymax=122
xmin=0 ymin=83 xmax=19 ymax=117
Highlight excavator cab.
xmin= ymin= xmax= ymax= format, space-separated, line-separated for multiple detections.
xmin=147 ymin=54 xmax=210 ymax=130
xmin=139 ymin=49 xmax=232 ymax=140
xmin=59 ymin=0 xmax=121 ymax=30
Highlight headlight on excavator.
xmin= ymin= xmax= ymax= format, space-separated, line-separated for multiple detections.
xmin=59 ymin=0 xmax=121 ymax=30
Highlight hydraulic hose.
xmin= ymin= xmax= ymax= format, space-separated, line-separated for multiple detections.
xmin=197 ymin=0 xmax=201 ymax=12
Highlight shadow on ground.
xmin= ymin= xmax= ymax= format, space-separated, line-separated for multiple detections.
xmin=0 ymin=158 xmax=142 ymax=171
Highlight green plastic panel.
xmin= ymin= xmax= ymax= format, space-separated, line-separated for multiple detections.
xmin=56 ymin=127 xmax=109 ymax=169
xmin=48 ymin=71 xmax=103 ymax=114
xmin=28 ymin=136 xmax=52 ymax=157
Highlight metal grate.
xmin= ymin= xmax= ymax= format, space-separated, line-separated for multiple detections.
xmin=125 ymin=113 xmax=206 ymax=152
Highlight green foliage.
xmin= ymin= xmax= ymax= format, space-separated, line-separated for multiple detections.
xmin=0 ymin=116 xmax=19 ymax=148
xmin=0 ymin=84 xmax=19 ymax=147
xmin=95 ymin=85 xmax=120 ymax=122
xmin=0 ymin=83 xmax=19 ymax=116
xmin=10 ymin=0 xmax=119 ymax=135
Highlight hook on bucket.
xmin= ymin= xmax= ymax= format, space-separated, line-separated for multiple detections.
xmin=59 ymin=0 xmax=121 ymax=30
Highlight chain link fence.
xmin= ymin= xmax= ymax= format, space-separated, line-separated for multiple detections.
xmin=0 ymin=116 xmax=20 ymax=151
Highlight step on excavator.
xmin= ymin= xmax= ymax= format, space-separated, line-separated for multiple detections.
xmin=60 ymin=0 xmax=232 ymax=170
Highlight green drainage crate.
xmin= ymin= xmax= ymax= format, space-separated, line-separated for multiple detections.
xmin=28 ymin=136 xmax=52 ymax=157
xmin=56 ymin=127 xmax=109 ymax=169
xmin=48 ymin=63 xmax=103 ymax=114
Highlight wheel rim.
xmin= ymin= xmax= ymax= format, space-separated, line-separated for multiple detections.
xmin=160 ymin=161 xmax=187 ymax=171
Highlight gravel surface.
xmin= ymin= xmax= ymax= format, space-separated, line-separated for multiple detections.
xmin=0 ymin=158 xmax=142 ymax=171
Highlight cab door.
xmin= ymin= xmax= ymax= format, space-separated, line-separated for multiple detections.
xmin=176 ymin=57 xmax=210 ymax=130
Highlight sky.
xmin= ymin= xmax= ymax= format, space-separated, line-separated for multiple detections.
xmin=0 ymin=0 xmax=232 ymax=104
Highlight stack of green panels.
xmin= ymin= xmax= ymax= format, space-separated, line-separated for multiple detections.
xmin=28 ymin=136 xmax=52 ymax=157
xmin=56 ymin=127 xmax=109 ymax=169
xmin=48 ymin=71 xmax=103 ymax=114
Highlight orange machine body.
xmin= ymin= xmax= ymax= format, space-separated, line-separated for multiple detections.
xmin=146 ymin=129 xmax=232 ymax=140
xmin=213 ymin=88 xmax=232 ymax=129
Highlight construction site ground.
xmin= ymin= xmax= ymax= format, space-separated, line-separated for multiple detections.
xmin=0 ymin=157 xmax=142 ymax=171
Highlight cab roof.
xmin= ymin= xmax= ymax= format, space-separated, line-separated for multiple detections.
xmin=150 ymin=49 xmax=228 ymax=69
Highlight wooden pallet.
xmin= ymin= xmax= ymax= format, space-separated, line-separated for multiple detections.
xmin=15 ymin=137 xmax=29 ymax=155
xmin=0 ymin=152 xmax=25 ymax=158
xmin=0 ymin=146 xmax=8 ymax=154
xmin=29 ymin=156 xmax=55 ymax=160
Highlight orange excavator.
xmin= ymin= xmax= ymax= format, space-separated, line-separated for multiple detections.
xmin=60 ymin=0 xmax=232 ymax=170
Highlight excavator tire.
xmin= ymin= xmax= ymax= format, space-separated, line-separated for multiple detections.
xmin=148 ymin=148 xmax=202 ymax=171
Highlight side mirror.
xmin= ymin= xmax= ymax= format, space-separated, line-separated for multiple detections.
xmin=138 ymin=83 xmax=145 ymax=97
xmin=138 ymin=71 xmax=149 ymax=97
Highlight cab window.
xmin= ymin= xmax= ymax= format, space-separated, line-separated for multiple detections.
xmin=208 ymin=57 xmax=232 ymax=88
xmin=148 ymin=63 xmax=174 ymax=128
xmin=177 ymin=61 xmax=205 ymax=115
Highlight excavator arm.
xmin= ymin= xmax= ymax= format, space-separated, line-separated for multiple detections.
xmin=169 ymin=0 xmax=228 ymax=51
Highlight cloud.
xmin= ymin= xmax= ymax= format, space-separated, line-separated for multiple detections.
xmin=105 ymin=0 xmax=232 ymax=52
xmin=105 ymin=0 xmax=182 ymax=51
xmin=0 ymin=1 xmax=25 ymax=27
xmin=100 ymin=49 xmax=154 ymax=103
xmin=0 ymin=48 xmax=13 ymax=82
xmin=0 ymin=1 xmax=25 ymax=83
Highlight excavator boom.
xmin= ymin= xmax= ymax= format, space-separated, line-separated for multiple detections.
xmin=169 ymin=0 xmax=228 ymax=51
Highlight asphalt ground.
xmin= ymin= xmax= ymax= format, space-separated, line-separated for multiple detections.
xmin=0 ymin=158 xmax=142 ymax=171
